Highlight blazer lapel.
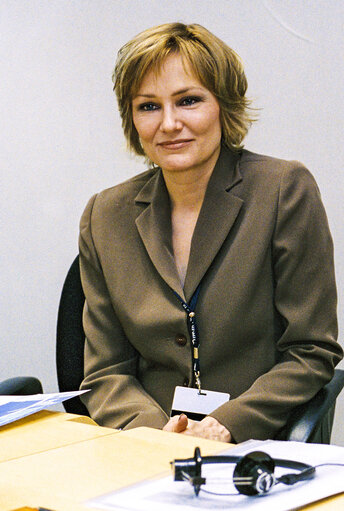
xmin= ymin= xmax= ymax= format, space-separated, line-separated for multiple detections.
xmin=134 ymin=146 xmax=244 ymax=301
xmin=183 ymin=147 xmax=243 ymax=301
xmin=135 ymin=169 xmax=185 ymax=297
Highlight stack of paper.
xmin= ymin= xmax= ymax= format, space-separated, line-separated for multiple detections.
xmin=0 ymin=390 xmax=89 ymax=426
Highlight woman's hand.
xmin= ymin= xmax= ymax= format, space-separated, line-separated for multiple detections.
xmin=163 ymin=414 xmax=231 ymax=442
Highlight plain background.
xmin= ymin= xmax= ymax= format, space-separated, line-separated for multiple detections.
xmin=1 ymin=0 xmax=343 ymax=444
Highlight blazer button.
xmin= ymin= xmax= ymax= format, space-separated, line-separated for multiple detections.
xmin=183 ymin=378 xmax=189 ymax=386
xmin=175 ymin=334 xmax=187 ymax=346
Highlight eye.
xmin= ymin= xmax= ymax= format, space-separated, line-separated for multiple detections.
xmin=179 ymin=96 xmax=203 ymax=107
xmin=137 ymin=102 xmax=160 ymax=112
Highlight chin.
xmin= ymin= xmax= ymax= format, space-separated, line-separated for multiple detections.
xmin=156 ymin=156 xmax=197 ymax=173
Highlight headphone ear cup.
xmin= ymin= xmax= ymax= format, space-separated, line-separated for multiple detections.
xmin=233 ymin=451 xmax=275 ymax=496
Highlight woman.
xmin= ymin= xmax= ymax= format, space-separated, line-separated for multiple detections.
xmin=79 ymin=22 xmax=342 ymax=443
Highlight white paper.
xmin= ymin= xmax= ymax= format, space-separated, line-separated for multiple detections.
xmin=86 ymin=440 xmax=344 ymax=511
xmin=0 ymin=390 xmax=90 ymax=426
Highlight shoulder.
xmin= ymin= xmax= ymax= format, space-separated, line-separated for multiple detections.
xmin=97 ymin=167 xmax=156 ymax=205
xmin=240 ymin=149 xmax=311 ymax=177
xmin=79 ymin=168 xmax=158 ymax=237
xmin=238 ymin=149 xmax=319 ymax=194
xmin=82 ymin=167 xmax=157 ymax=218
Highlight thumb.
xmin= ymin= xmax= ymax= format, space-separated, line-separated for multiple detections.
xmin=174 ymin=413 xmax=188 ymax=433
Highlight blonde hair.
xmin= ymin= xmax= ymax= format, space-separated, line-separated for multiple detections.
xmin=113 ymin=22 xmax=254 ymax=156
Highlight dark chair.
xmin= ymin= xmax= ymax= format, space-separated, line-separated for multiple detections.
xmin=56 ymin=255 xmax=344 ymax=442
xmin=56 ymin=255 xmax=89 ymax=416
xmin=276 ymin=369 xmax=344 ymax=443
xmin=0 ymin=376 xmax=43 ymax=395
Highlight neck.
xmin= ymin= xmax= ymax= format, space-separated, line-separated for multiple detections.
xmin=164 ymin=169 xmax=212 ymax=213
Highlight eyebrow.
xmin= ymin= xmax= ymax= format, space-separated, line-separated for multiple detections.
xmin=134 ymin=87 xmax=204 ymax=99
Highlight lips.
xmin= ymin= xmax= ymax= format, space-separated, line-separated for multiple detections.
xmin=158 ymin=139 xmax=193 ymax=149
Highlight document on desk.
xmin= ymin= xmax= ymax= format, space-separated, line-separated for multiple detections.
xmin=86 ymin=440 xmax=344 ymax=511
xmin=0 ymin=390 xmax=89 ymax=427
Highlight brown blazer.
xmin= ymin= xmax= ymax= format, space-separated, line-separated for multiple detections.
xmin=79 ymin=146 xmax=342 ymax=442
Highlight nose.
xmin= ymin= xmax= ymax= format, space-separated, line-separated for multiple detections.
xmin=160 ymin=106 xmax=182 ymax=132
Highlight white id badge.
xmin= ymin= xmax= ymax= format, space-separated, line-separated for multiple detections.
xmin=171 ymin=386 xmax=230 ymax=421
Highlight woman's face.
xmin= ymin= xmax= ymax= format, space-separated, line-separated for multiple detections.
xmin=132 ymin=54 xmax=222 ymax=176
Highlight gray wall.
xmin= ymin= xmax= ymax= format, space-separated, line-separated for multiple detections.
xmin=1 ymin=0 xmax=343 ymax=443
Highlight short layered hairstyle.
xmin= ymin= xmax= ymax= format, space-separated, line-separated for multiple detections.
xmin=113 ymin=22 xmax=254 ymax=158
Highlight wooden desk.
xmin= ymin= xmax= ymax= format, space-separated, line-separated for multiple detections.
xmin=0 ymin=410 xmax=115 ymax=463
xmin=0 ymin=412 xmax=343 ymax=511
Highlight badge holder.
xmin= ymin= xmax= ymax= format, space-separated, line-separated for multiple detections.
xmin=171 ymin=386 xmax=230 ymax=421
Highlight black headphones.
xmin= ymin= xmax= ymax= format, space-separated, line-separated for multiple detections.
xmin=171 ymin=447 xmax=316 ymax=496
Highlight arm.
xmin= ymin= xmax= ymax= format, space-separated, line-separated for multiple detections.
xmin=79 ymin=194 xmax=169 ymax=430
xmin=210 ymin=164 xmax=343 ymax=442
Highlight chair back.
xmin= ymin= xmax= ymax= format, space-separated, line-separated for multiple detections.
xmin=56 ymin=255 xmax=89 ymax=415
xmin=277 ymin=369 xmax=344 ymax=443
xmin=0 ymin=376 xmax=43 ymax=395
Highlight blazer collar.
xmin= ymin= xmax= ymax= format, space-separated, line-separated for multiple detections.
xmin=135 ymin=145 xmax=243 ymax=301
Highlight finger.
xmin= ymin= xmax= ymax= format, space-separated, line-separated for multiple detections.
xmin=162 ymin=415 xmax=179 ymax=432
xmin=163 ymin=414 xmax=188 ymax=433
xmin=173 ymin=413 xmax=188 ymax=433
xmin=179 ymin=418 xmax=231 ymax=442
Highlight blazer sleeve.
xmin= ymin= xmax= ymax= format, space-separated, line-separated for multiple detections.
xmin=210 ymin=164 xmax=343 ymax=442
xmin=79 ymin=194 xmax=169 ymax=430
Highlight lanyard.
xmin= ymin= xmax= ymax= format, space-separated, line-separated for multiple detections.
xmin=173 ymin=285 xmax=202 ymax=392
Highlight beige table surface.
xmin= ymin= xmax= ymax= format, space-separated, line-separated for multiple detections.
xmin=0 ymin=411 xmax=343 ymax=511
xmin=0 ymin=410 xmax=116 ymax=463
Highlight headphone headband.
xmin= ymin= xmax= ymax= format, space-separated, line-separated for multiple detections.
xmin=200 ymin=454 xmax=312 ymax=471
